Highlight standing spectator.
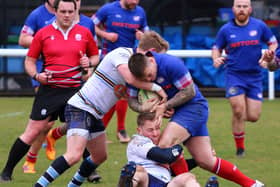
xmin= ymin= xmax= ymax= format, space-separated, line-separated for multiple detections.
xmin=211 ymin=0 xmax=277 ymax=157
xmin=17 ymin=0 xmax=56 ymax=174
xmin=118 ymin=112 xmax=201 ymax=187
xmin=92 ymin=0 xmax=149 ymax=143
xmin=33 ymin=31 xmax=167 ymax=187
xmin=0 ymin=0 xmax=99 ymax=182
xmin=127 ymin=51 xmax=266 ymax=186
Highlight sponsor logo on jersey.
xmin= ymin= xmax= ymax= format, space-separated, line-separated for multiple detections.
xmin=75 ymin=34 xmax=82 ymax=41
xmin=133 ymin=16 xmax=140 ymax=21
xmin=157 ymin=77 xmax=164 ymax=84
xmin=249 ymin=30 xmax=257 ymax=37
xmin=230 ymin=34 xmax=236 ymax=38
xmin=115 ymin=14 xmax=121 ymax=18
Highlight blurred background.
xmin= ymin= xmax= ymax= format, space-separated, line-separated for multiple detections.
xmin=0 ymin=0 xmax=280 ymax=96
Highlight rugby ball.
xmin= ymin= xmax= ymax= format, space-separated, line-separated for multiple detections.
xmin=138 ymin=89 xmax=161 ymax=104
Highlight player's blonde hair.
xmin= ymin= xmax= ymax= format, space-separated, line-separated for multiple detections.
xmin=138 ymin=31 xmax=169 ymax=53
xmin=137 ymin=112 xmax=156 ymax=127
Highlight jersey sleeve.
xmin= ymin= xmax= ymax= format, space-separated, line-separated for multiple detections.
xmin=213 ymin=26 xmax=227 ymax=50
xmin=27 ymin=30 xmax=43 ymax=59
xmin=21 ymin=10 xmax=39 ymax=36
xmin=127 ymin=135 xmax=156 ymax=159
xmin=86 ymin=29 xmax=99 ymax=57
xmin=260 ymin=21 xmax=277 ymax=45
xmin=92 ymin=4 xmax=109 ymax=25
xmin=166 ymin=57 xmax=193 ymax=90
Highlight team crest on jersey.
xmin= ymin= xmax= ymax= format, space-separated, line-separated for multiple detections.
xmin=133 ymin=16 xmax=140 ymax=21
xmin=50 ymin=35 xmax=55 ymax=40
xmin=230 ymin=34 xmax=236 ymax=38
xmin=228 ymin=86 xmax=238 ymax=95
xmin=249 ymin=30 xmax=257 ymax=37
xmin=75 ymin=34 xmax=82 ymax=41
xmin=115 ymin=14 xmax=121 ymax=18
xmin=41 ymin=108 xmax=47 ymax=116
xmin=156 ymin=77 xmax=165 ymax=84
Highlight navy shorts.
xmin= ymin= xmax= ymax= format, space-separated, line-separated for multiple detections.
xmin=148 ymin=174 xmax=168 ymax=187
xmin=65 ymin=104 xmax=105 ymax=140
xmin=225 ymin=72 xmax=263 ymax=101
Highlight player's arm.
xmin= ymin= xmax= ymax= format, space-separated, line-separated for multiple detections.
xmin=118 ymin=64 xmax=167 ymax=101
xmin=211 ymin=48 xmax=225 ymax=68
xmin=94 ymin=24 xmax=118 ymax=43
xmin=147 ymin=144 xmax=183 ymax=164
xmin=18 ymin=32 xmax=33 ymax=48
xmin=164 ymin=82 xmax=196 ymax=111
xmin=128 ymin=96 xmax=159 ymax=113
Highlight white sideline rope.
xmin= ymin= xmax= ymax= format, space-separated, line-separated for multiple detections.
xmin=0 ymin=48 xmax=275 ymax=100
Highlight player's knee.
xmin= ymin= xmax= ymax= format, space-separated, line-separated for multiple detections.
xmin=64 ymin=152 xmax=83 ymax=166
xmin=91 ymin=152 xmax=107 ymax=164
xmin=247 ymin=113 xmax=260 ymax=122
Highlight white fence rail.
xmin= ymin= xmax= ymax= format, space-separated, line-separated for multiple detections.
xmin=0 ymin=48 xmax=275 ymax=100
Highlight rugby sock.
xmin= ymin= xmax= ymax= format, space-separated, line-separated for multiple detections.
xmin=212 ymin=157 xmax=255 ymax=187
xmin=233 ymin=132 xmax=245 ymax=150
xmin=116 ymin=100 xmax=128 ymax=131
xmin=185 ymin=158 xmax=197 ymax=171
xmin=1 ymin=137 xmax=30 ymax=177
xmin=82 ymin=149 xmax=90 ymax=159
xmin=51 ymin=127 xmax=63 ymax=140
xmin=26 ymin=152 xmax=37 ymax=163
xmin=68 ymin=156 xmax=99 ymax=187
xmin=170 ymin=154 xmax=189 ymax=175
xmin=34 ymin=156 xmax=70 ymax=187
xmin=102 ymin=105 xmax=115 ymax=128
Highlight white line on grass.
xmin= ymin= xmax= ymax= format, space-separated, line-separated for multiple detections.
xmin=0 ymin=112 xmax=24 ymax=118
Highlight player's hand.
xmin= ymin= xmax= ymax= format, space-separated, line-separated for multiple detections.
xmin=37 ymin=71 xmax=52 ymax=84
xmin=154 ymin=102 xmax=167 ymax=119
xmin=259 ymin=49 xmax=275 ymax=68
xmin=141 ymin=97 xmax=160 ymax=112
xmin=135 ymin=29 xmax=144 ymax=40
xmin=163 ymin=108 xmax=174 ymax=118
xmin=156 ymin=89 xmax=167 ymax=104
xmin=106 ymin=32 xmax=118 ymax=42
xmin=213 ymin=57 xmax=225 ymax=68
xmin=79 ymin=51 xmax=91 ymax=69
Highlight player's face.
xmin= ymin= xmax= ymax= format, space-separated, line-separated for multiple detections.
xmin=55 ymin=1 xmax=76 ymax=30
xmin=122 ymin=0 xmax=139 ymax=10
xmin=141 ymin=58 xmax=157 ymax=82
xmin=233 ymin=0 xmax=252 ymax=24
xmin=137 ymin=119 xmax=161 ymax=145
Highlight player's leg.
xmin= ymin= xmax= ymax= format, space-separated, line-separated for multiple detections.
xmin=68 ymin=133 xmax=107 ymax=186
xmin=102 ymin=104 xmax=115 ymax=128
xmin=186 ymin=136 xmax=261 ymax=187
xmin=158 ymin=121 xmax=191 ymax=175
xmin=118 ymin=162 xmax=139 ymax=187
xmin=246 ymin=98 xmax=262 ymax=122
xmin=0 ymin=118 xmax=50 ymax=182
xmin=23 ymin=131 xmax=49 ymax=174
xmin=115 ymin=99 xmax=130 ymax=143
xmin=168 ymin=172 xmax=200 ymax=187
xmin=229 ymin=94 xmax=246 ymax=157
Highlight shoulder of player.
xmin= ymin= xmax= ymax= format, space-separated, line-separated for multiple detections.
xmin=130 ymin=134 xmax=153 ymax=146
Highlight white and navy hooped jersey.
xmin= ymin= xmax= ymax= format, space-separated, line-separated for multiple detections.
xmin=127 ymin=134 xmax=171 ymax=183
xmin=68 ymin=47 xmax=133 ymax=119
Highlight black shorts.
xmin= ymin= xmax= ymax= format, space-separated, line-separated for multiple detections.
xmin=30 ymin=85 xmax=80 ymax=121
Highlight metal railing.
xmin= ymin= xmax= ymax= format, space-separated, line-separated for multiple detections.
xmin=0 ymin=48 xmax=275 ymax=100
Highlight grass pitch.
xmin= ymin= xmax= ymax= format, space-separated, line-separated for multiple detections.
xmin=0 ymin=97 xmax=279 ymax=187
